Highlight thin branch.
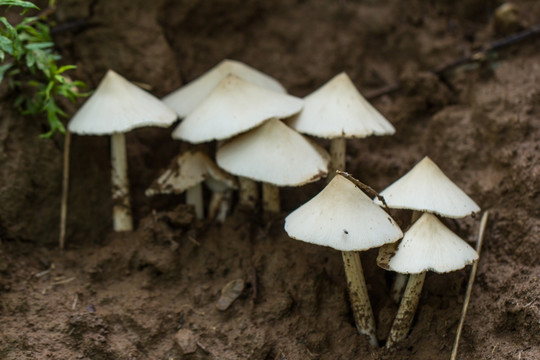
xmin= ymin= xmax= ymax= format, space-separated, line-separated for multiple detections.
xmin=59 ymin=130 xmax=70 ymax=249
xmin=366 ymin=25 xmax=540 ymax=100
xmin=335 ymin=170 xmax=389 ymax=210
xmin=450 ymin=211 xmax=490 ymax=360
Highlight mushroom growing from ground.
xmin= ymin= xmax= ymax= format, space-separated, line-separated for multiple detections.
xmin=375 ymin=156 xmax=481 ymax=302
xmin=68 ymin=70 xmax=177 ymax=231
xmin=172 ymin=75 xmax=303 ymax=208
xmin=284 ymin=173 xmax=403 ymax=347
xmin=287 ymin=72 xmax=395 ymax=179
xmin=146 ymin=151 xmax=237 ymax=220
xmin=216 ymin=118 xmax=329 ymax=213
xmin=377 ymin=212 xmax=478 ymax=347
xmin=162 ymin=59 xmax=286 ymax=118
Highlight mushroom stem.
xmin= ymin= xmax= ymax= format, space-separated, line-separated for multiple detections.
xmin=342 ymin=251 xmax=378 ymax=347
xmin=390 ymin=273 xmax=408 ymax=304
xmin=110 ymin=133 xmax=133 ymax=231
xmin=216 ymin=189 xmax=232 ymax=223
xmin=386 ymin=271 xmax=426 ymax=347
xmin=262 ymin=183 xmax=280 ymax=213
xmin=208 ymin=191 xmax=224 ymax=220
xmin=329 ymin=137 xmax=346 ymax=182
xmin=238 ymin=177 xmax=258 ymax=208
xmin=186 ymin=183 xmax=204 ymax=219
xmin=390 ymin=211 xmax=422 ymax=303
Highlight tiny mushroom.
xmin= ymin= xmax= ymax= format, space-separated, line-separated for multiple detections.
xmin=172 ymin=74 xmax=304 ymax=208
xmin=216 ymin=118 xmax=330 ymax=213
xmin=163 ymin=59 xmax=286 ymax=118
xmin=377 ymin=213 xmax=478 ymax=347
xmin=68 ymin=70 xmax=177 ymax=231
xmin=146 ymin=151 xmax=237 ymax=220
xmin=285 ymin=174 xmax=403 ymax=347
xmin=375 ymin=155 xmax=480 ymax=303
xmin=288 ymin=72 xmax=395 ymax=179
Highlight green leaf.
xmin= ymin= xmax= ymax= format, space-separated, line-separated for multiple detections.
xmin=25 ymin=41 xmax=53 ymax=50
xmin=0 ymin=61 xmax=13 ymax=82
xmin=0 ymin=0 xmax=39 ymax=9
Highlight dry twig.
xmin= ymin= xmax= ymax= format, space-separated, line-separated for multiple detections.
xmin=450 ymin=211 xmax=489 ymax=360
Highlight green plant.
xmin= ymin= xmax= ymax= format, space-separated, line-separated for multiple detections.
xmin=0 ymin=0 xmax=88 ymax=137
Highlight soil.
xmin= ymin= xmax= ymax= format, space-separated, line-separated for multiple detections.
xmin=1 ymin=0 xmax=539 ymax=359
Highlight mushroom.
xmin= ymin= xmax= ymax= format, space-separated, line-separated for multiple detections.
xmin=163 ymin=59 xmax=286 ymax=118
xmin=146 ymin=151 xmax=237 ymax=220
xmin=68 ymin=70 xmax=177 ymax=231
xmin=375 ymin=156 xmax=480 ymax=302
xmin=216 ymin=118 xmax=329 ymax=212
xmin=173 ymin=74 xmax=303 ymax=208
xmin=284 ymin=173 xmax=403 ymax=347
xmin=287 ymin=72 xmax=395 ymax=179
xmin=377 ymin=213 xmax=478 ymax=347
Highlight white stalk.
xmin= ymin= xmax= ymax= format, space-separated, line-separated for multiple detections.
xmin=262 ymin=183 xmax=280 ymax=213
xmin=329 ymin=137 xmax=346 ymax=182
xmin=208 ymin=191 xmax=224 ymax=220
xmin=110 ymin=133 xmax=133 ymax=231
xmin=238 ymin=177 xmax=258 ymax=208
xmin=390 ymin=274 xmax=408 ymax=303
xmin=390 ymin=211 xmax=422 ymax=303
xmin=216 ymin=189 xmax=232 ymax=223
xmin=386 ymin=272 xmax=426 ymax=347
xmin=342 ymin=251 xmax=378 ymax=347
xmin=186 ymin=183 xmax=204 ymax=219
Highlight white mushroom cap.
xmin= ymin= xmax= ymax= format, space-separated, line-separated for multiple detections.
xmin=284 ymin=174 xmax=403 ymax=251
xmin=376 ymin=156 xmax=480 ymax=218
xmin=68 ymin=70 xmax=177 ymax=135
xmin=378 ymin=213 xmax=478 ymax=274
xmin=172 ymin=75 xmax=303 ymax=144
xmin=146 ymin=151 xmax=237 ymax=196
xmin=287 ymin=72 xmax=395 ymax=139
xmin=163 ymin=59 xmax=286 ymax=118
xmin=216 ymin=118 xmax=329 ymax=186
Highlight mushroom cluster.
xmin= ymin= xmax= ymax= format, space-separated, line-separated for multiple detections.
xmin=65 ymin=59 xmax=481 ymax=353
xmin=375 ymin=156 xmax=480 ymax=346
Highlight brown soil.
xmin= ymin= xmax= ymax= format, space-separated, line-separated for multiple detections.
xmin=1 ymin=0 xmax=539 ymax=359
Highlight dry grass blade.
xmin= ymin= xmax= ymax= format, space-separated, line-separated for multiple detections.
xmin=59 ymin=131 xmax=71 ymax=250
xmin=450 ymin=210 xmax=489 ymax=360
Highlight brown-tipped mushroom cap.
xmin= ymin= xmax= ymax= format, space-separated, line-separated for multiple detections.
xmin=287 ymin=72 xmax=395 ymax=139
xmin=377 ymin=156 xmax=480 ymax=218
xmin=172 ymin=75 xmax=303 ymax=144
xmin=285 ymin=174 xmax=403 ymax=251
xmin=146 ymin=151 xmax=237 ymax=196
xmin=163 ymin=59 xmax=286 ymax=118
xmin=378 ymin=213 xmax=478 ymax=274
xmin=68 ymin=70 xmax=177 ymax=135
xmin=216 ymin=119 xmax=330 ymax=187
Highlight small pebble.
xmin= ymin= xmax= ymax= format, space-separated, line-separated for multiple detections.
xmin=175 ymin=328 xmax=198 ymax=354
xmin=216 ymin=279 xmax=245 ymax=311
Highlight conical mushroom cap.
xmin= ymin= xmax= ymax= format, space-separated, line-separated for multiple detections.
xmin=284 ymin=174 xmax=403 ymax=251
xmin=163 ymin=59 xmax=286 ymax=117
xmin=146 ymin=151 xmax=237 ymax=196
xmin=377 ymin=213 xmax=478 ymax=274
xmin=287 ymin=72 xmax=395 ymax=139
xmin=216 ymin=119 xmax=329 ymax=186
xmin=68 ymin=70 xmax=177 ymax=135
xmin=377 ymin=156 xmax=480 ymax=218
xmin=172 ymin=75 xmax=303 ymax=144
